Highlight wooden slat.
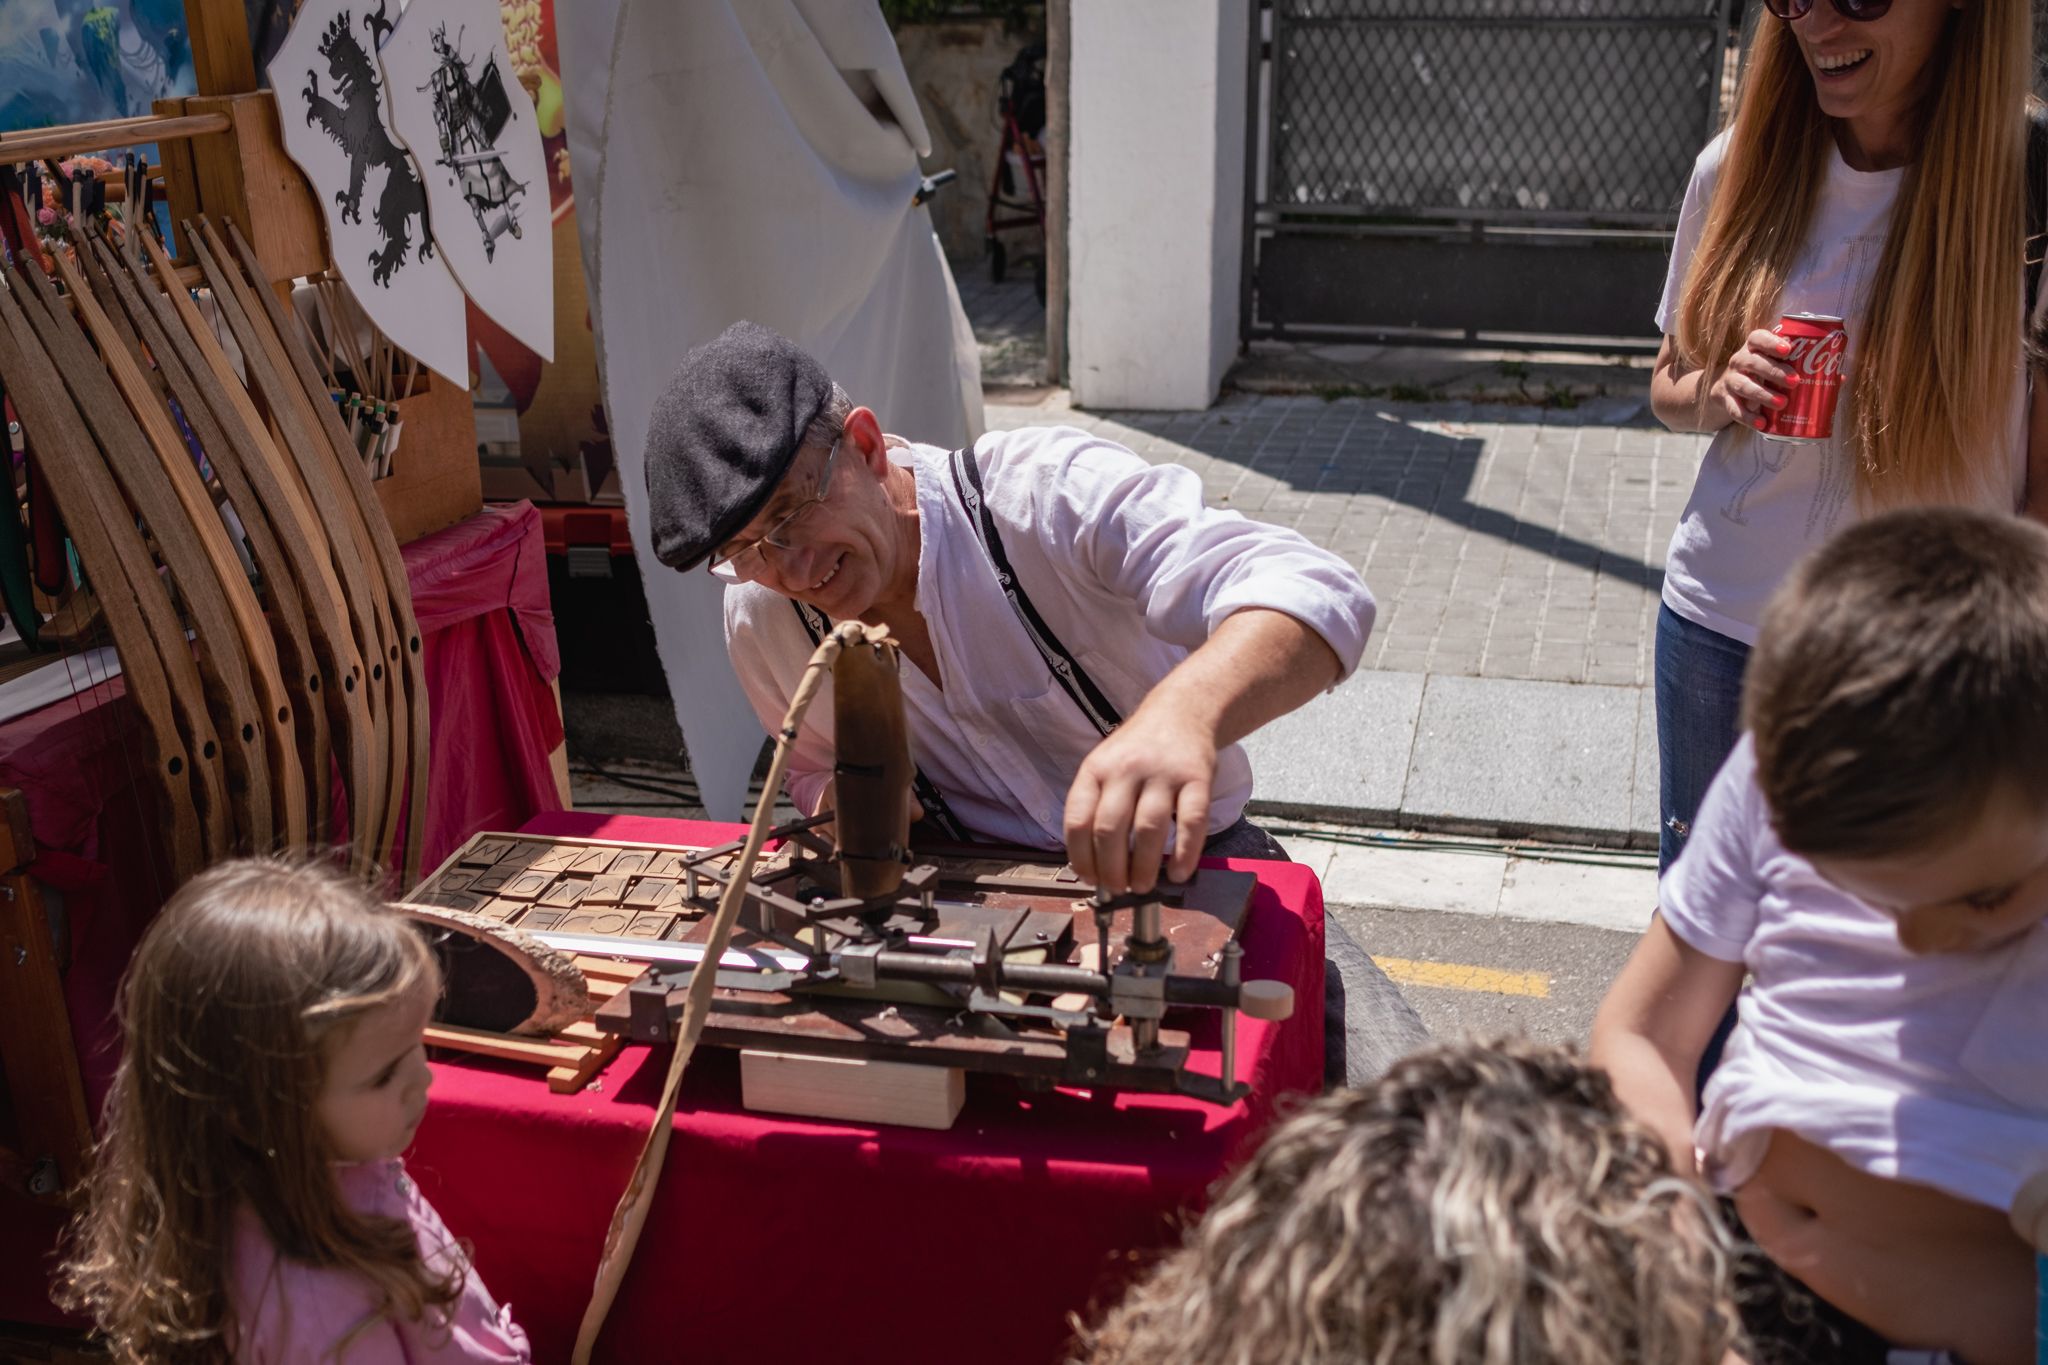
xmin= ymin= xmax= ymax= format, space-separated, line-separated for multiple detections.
xmin=422 ymin=1023 xmax=586 ymax=1067
xmin=182 ymin=222 xmax=398 ymax=869
xmin=42 ymin=247 xmax=293 ymax=850
xmin=0 ymin=275 xmax=209 ymax=876
xmin=186 ymin=0 xmax=257 ymax=98
xmin=222 ymin=219 xmax=433 ymax=883
xmin=87 ymin=237 xmax=329 ymax=845
xmin=138 ymin=227 xmax=376 ymax=859
xmin=0 ymin=113 xmax=231 ymax=163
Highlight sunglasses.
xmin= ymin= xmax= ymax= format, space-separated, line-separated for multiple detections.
xmin=1763 ymin=0 xmax=1891 ymax=20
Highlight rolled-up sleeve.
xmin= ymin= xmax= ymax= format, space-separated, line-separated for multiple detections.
xmin=1024 ymin=430 xmax=1377 ymax=680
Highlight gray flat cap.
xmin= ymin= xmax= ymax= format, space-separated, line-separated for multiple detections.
xmin=644 ymin=321 xmax=832 ymax=572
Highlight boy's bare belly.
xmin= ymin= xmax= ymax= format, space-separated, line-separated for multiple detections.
xmin=1732 ymin=1128 xmax=2032 ymax=1365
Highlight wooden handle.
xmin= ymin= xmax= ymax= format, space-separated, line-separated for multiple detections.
xmin=1238 ymin=979 xmax=1294 ymax=1021
xmin=0 ymin=113 xmax=230 ymax=163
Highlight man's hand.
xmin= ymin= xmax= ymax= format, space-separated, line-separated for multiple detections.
xmin=1064 ymin=710 xmax=1216 ymax=894
xmin=1062 ymin=608 xmax=1341 ymax=895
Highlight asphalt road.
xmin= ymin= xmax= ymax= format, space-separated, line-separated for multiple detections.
xmin=1332 ymin=901 xmax=1641 ymax=1049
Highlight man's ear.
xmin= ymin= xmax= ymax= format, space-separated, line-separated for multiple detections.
xmin=844 ymin=406 xmax=888 ymax=472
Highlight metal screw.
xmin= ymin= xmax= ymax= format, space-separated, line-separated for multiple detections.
xmin=12 ymin=946 xmax=25 ymax=967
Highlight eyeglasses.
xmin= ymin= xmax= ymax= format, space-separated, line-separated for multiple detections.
xmin=1763 ymin=0 xmax=1892 ymax=22
xmin=706 ymin=439 xmax=842 ymax=583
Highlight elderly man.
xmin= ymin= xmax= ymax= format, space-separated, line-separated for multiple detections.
xmin=647 ymin=323 xmax=1422 ymax=1079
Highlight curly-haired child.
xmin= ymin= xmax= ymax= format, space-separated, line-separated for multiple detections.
xmin=1074 ymin=1038 xmax=1743 ymax=1365
xmin=57 ymin=857 xmax=530 ymax=1363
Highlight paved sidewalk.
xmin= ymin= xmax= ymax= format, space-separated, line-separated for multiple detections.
xmin=983 ymin=388 xmax=1708 ymax=848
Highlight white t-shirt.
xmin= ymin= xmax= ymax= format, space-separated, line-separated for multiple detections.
xmin=725 ymin=428 xmax=1377 ymax=849
xmin=1655 ymin=132 xmax=2028 ymax=646
xmin=1660 ymin=736 xmax=2048 ymax=1212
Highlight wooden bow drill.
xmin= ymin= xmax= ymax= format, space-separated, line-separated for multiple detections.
xmin=570 ymin=621 xmax=884 ymax=1365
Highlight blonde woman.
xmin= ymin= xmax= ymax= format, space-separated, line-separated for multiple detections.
xmin=1647 ymin=0 xmax=2039 ymax=875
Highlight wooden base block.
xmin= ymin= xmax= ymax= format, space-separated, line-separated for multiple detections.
xmin=739 ymin=1050 xmax=965 ymax=1131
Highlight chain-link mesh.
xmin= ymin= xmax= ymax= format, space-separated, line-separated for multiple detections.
xmin=1269 ymin=0 xmax=1727 ymax=223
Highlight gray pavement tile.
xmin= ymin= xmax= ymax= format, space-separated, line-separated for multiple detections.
xmin=1242 ymin=669 xmax=1426 ymax=823
xmin=1404 ymin=675 xmax=1643 ymax=844
xmin=1629 ymin=682 xmax=1661 ymax=847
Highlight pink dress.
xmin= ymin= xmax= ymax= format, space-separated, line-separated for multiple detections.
xmin=229 ymin=1159 xmax=531 ymax=1363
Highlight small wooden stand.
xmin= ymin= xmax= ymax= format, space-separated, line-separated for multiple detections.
xmin=740 ymin=1050 xmax=966 ymax=1131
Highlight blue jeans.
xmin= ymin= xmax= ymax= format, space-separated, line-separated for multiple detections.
xmin=1653 ymin=604 xmax=1753 ymax=874
xmin=1654 ymin=603 xmax=1752 ymax=1092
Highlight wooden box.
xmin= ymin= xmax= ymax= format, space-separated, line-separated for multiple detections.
xmin=374 ymin=370 xmax=483 ymax=544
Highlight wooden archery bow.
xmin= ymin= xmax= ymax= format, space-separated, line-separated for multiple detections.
xmin=136 ymin=226 xmax=378 ymax=863
xmin=88 ymin=235 xmax=332 ymax=846
xmin=29 ymin=247 xmax=294 ymax=851
xmin=221 ymin=218 xmax=433 ymax=884
xmin=184 ymin=220 xmax=410 ymax=877
xmin=0 ymin=274 xmax=209 ymax=879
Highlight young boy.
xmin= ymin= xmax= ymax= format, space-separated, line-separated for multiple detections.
xmin=1592 ymin=508 xmax=2048 ymax=1365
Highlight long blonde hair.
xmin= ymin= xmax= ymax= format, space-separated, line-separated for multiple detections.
xmin=1072 ymin=1040 xmax=1742 ymax=1365
xmin=1677 ymin=0 xmax=2031 ymax=505
xmin=57 ymin=858 xmax=459 ymax=1363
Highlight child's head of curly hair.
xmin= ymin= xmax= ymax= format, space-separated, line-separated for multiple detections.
xmin=1075 ymin=1038 xmax=1742 ymax=1365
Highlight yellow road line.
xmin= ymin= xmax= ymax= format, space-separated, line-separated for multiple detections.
xmin=1372 ymin=956 xmax=1551 ymax=999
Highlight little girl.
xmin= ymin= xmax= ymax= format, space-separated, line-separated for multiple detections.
xmin=58 ymin=857 xmax=530 ymax=1363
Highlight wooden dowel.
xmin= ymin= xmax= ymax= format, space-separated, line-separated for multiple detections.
xmin=0 ymin=114 xmax=231 ymax=165
xmin=0 ymin=112 xmax=173 ymax=143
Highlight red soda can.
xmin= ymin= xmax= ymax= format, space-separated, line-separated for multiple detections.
xmin=1755 ymin=312 xmax=1846 ymax=442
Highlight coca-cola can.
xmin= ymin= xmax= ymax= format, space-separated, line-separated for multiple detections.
xmin=1755 ymin=312 xmax=1846 ymax=443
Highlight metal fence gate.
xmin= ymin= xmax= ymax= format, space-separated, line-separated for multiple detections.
xmin=1244 ymin=0 xmax=1732 ymax=349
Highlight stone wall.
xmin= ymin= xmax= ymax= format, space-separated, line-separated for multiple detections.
xmin=895 ymin=17 xmax=1047 ymax=265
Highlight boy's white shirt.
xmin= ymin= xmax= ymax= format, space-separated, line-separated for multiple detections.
xmin=1660 ymin=735 xmax=2048 ymax=1212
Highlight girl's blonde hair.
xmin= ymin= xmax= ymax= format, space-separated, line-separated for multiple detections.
xmin=57 ymin=858 xmax=458 ymax=1363
xmin=1676 ymin=0 xmax=2031 ymax=506
xmin=1074 ymin=1040 xmax=1742 ymax=1365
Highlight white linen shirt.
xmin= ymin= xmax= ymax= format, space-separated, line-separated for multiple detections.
xmin=1662 ymin=736 xmax=2048 ymax=1213
xmin=724 ymin=426 xmax=1376 ymax=850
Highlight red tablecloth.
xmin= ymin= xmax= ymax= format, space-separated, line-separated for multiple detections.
xmin=405 ymin=810 xmax=1325 ymax=1365
xmin=0 ymin=504 xmax=565 ymax=1329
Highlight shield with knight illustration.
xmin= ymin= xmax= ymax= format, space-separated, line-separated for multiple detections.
xmin=377 ymin=0 xmax=554 ymax=364
xmin=266 ymin=0 xmax=471 ymax=388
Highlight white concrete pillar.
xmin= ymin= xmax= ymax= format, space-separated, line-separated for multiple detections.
xmin=1068 ymin=0 xmax=1249 ymax=410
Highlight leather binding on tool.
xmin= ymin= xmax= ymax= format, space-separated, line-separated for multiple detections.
xmin=830 ymin=627 xmax=913 ymax=903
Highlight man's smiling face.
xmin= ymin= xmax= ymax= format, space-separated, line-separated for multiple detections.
xmin=713 ymin=409 xmax=911 ymax=616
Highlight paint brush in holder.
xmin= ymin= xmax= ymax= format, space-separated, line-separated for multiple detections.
xmin=303 ymin=273 xmax=421 ymax=480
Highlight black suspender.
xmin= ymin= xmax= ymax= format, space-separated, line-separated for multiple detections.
xmin=789 ymin=598 xmax=971 ymax=843
xmin=948 ymin=445 xmax=1122 ymax=737
xmin=777 ymin=446 xmax=1126 ymax=846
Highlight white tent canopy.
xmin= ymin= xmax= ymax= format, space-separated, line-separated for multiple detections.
xmin=557 ymin=0 xmax=983 ymax=819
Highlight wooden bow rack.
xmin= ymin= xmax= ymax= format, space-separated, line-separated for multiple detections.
xmin=0 ymin=204 xmax=429 ymax=885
